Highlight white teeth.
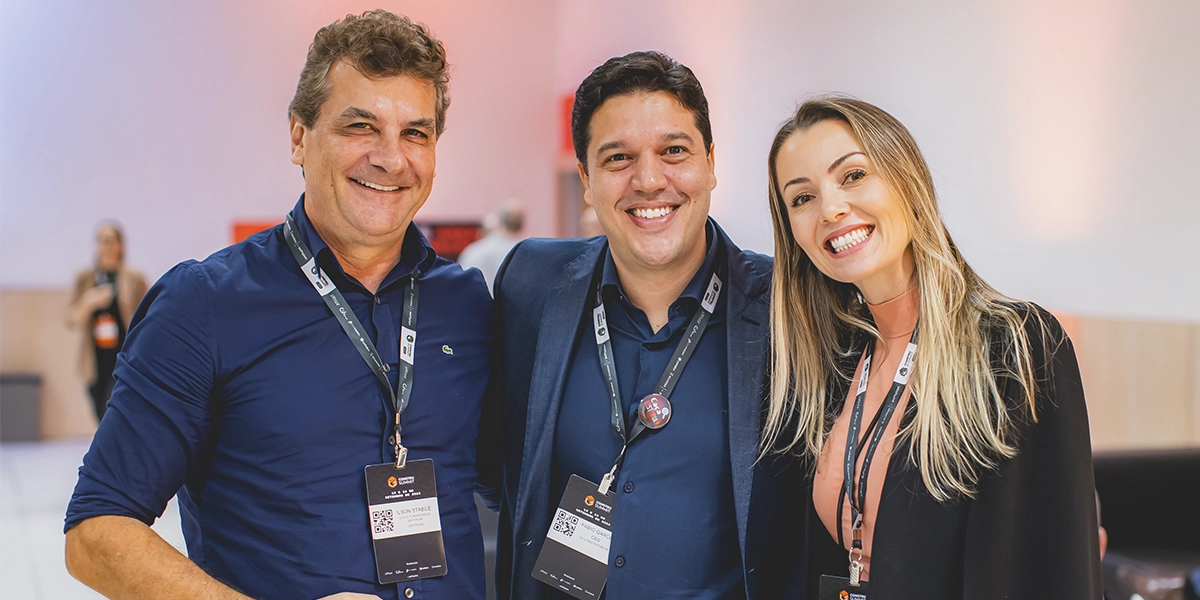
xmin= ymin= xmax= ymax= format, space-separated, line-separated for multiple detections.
xmin=829 ymin=227 xmax=871 ymax=253
xmin=354 ymin=179 xmax=401 ymax=192
xmin=630 ymin=206 xmax=674 ymax=219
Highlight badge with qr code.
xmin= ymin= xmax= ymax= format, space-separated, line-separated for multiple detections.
xmin=532 ymin=474 xmax=615 ymax=599
xmin=364 ymin=460 xmax=447 ymax=584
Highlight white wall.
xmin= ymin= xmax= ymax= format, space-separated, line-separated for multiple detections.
xmin=3 ymin=0 xmax=1198 ymax=322
xmin=0 ymin=0 xmax=559 ymax=287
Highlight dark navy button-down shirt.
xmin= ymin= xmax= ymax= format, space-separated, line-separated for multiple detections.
xmin=66 ymin=196 xmax=493 ymax=600
xmin=554 ymin=222 xmax=743 ymax=599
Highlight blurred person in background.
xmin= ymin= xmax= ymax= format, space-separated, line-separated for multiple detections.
xmin=65 ymin=221 xmax=148 ymax=423
xmin=64 ymin=11 xmax=492 ymax=600
xmin=762 ymin=95 xmax=1102 ymax=599
xmin=458 ymin=201 xmax=524 ymax=292
xmin=577 ymin=205 xmax=604 ymax=238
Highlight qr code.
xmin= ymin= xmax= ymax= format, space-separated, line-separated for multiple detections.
xmin=552 ymin=511 xmax=578 ymax=537
xmin=372 ymin=509 xmax=395 ymax=535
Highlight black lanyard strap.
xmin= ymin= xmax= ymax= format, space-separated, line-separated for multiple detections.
xmin=593 ymin=247 xmax=727 ymax=493
xmin=283 ymin=213 xmax=418 ymax=467
xmin=840 ymin=324 xmax=918 ymax=583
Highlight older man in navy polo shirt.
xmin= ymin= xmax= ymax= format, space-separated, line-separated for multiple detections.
xmin=64 ymin=11 xmax=492 ymax=600
xmin=480 ymin=51 xmax=805 ymax=599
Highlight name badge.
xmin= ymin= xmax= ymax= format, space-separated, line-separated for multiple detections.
xmin=532 ymin=474 xmax=616 ymax=599
xmin=819 ymin=574 xmax=870 ymax=600
xmin=363 ymin=460 xmax=447 ymax=584
xmin=94 ymin=314 xmax=119 ymax=349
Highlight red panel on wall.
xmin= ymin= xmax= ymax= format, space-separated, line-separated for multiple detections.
xmin=232 ymin=221 xmax=280 ymax=244
xmin=419 ymin=222 xmax=482 ymax=262
xmin=561 ymin=93 xmax=575 ymax=156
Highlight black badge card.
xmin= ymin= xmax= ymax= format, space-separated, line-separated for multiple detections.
xmin=532 ymin=474 xmax=616 ymax=600
xmin=364 ymin=459 xmax=447 ymax=583
xmin=819 ymin=575 xmax=870 ymax=600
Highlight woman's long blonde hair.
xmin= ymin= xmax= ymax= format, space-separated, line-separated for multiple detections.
xmin=762 ymin=95 xmax=1042 ymax=501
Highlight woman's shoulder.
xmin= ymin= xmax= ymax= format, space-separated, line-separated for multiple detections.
xmin=984 ymin=299 xmax=1070 ymax=354
xmin=71 ymin=268 xmax=102 ymax=292
xmin=985 ymin=299 xmax=1083 ymax=420
xmin=1018 ymin=302 xmax=1071 ymax=365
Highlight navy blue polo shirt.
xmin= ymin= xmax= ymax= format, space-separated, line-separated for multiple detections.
xmin=554 ymin=222 xmax=743 ymax=598
xmin=65 ymin=196 xmax=492 ymax=600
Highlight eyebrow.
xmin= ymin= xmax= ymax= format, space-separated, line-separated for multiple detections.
xmin=405 ymin=117 xmax=436 ymax=131
xmin=593 ymin=132 xmax=697 ymax=158
xmin=338 ymin=107 xmax=377 ymax=122
xmin=336 ymin=110 xmax=435 ymax=132
xmin=664 ymin=131 xmax=696 ymax=144
xmin=595 ymin=140 xmax=626 ymax=156
xmin=827 ymin=151 xmax=865 ymax=173
xmin=780 ymin=151 xmax=867 ymax=190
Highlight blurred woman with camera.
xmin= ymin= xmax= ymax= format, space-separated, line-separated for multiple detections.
xmin=763 ymin=96 xmax=1101 ymax=599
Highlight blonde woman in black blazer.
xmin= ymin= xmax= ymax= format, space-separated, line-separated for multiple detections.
xmin=762 ymin=96 xmax=1101 ymax=599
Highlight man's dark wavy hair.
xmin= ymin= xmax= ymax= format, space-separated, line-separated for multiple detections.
xmin=571 ymin=51 xmax=712 ymax=173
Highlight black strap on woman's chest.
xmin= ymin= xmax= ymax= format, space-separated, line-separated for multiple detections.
xmin=835 ymin=325 xmax=919 ymax=551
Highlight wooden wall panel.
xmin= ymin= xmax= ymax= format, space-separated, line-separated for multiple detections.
xmin=1063 ymin=315 xmax=1198 ymax=450
xmin=3 ymin=287 xmax=1199 ymax=448
xmin=1193 ymin=327 xmax=1200 ymax=446
xmin=0 ymin=289 xmax=97 ymax=439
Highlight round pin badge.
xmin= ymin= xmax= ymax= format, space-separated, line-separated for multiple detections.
xmin=638 ymin=393 xmax=672 ymax=429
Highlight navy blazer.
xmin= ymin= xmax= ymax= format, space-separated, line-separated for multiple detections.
xmin=477 ymin=221 xmax=806 ymax=599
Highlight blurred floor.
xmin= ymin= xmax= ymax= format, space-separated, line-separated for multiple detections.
xmin=0 ymin=439 xmax=186 ymax=599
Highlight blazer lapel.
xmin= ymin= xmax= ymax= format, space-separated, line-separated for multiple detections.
xmin=514 ymin=244 xmax=605 ymax=540
xmin=721 ymin=232 xmax=771 ymax=561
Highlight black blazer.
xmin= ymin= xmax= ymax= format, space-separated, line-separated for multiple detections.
xmin=804 ymin=306 xmax=1103 ymax=599
xmin=478 ymin=220 xmax=807 ymax=599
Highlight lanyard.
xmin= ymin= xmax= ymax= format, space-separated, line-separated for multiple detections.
xmin=840 ymin=324 xmax=918 ymax=585
xmin=283 ymin=213 xmax=418 ymax=468
xmin=592 ymin=247 xmax=727 ymax=494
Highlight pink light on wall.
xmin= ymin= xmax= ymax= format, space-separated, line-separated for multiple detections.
xmin=1006 ymin=0 xmax=1127 ymax=240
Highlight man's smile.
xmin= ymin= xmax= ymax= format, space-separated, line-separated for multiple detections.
xmin=351 ymin=177 xmax=404 ymax=192
xmin=628 ymin=206 xmax=678 ymax=220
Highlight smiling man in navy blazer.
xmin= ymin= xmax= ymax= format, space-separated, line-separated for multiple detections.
xmin=476 ymin=51 xmax=804 ymax=599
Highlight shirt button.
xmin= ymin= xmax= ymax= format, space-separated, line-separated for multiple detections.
xmin=375 ymin=296 xmax=381 ymax=305
xmin=404 ymin=588 xmax=415 ymax=599
xmin=623 ymin=481 xmax=634 ymax=493
xmin=387 ymin=435 xmax=396 ymax=446
xmin=614 ymin=555 xmax=625 ymax=568
xmin=383 ymin=364 xmax=391 ymax=372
